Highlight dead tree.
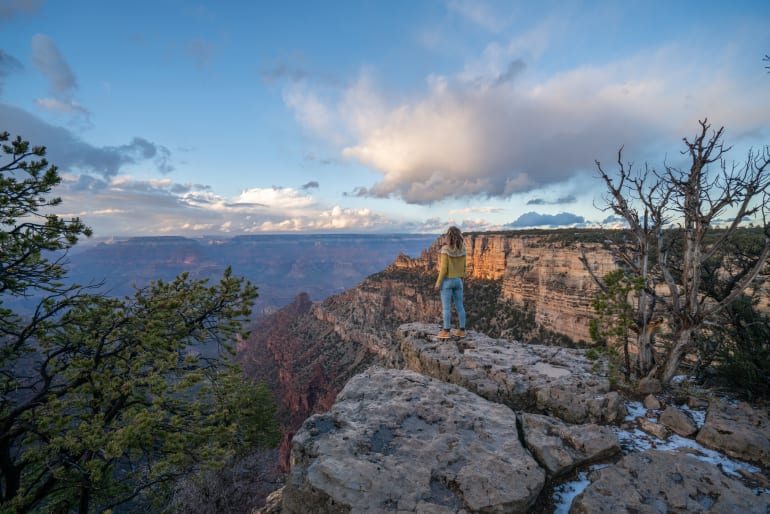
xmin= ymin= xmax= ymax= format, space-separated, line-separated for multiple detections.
xmin=581 ymin=149 xmax=669 ymax=377
xmin=587 ymin=120 xmax=770 ymax=384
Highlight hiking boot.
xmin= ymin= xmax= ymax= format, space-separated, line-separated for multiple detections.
xmin=436 ymin=329 xmax=451 ymax=339
xmin=453 ymin=329 xmax=466 ymax=338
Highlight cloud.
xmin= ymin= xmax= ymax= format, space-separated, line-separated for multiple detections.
xmin=233 ymin=187 xmax=314 ymax=209
xmin=0 ymin=103 xmax=173 ymax=177
xmin=54 ymin=174 xmax=422 ymax=236
xmin=35 ymin=97 xmax=89 ymax=116
xmin=506 ymin=211 xmax=585 ymax=228
xmin=458 ymin=218 xmax=492 ymax=231
xmin=254 ymin=205 xmax=396 ymax=232
xmin=31 ymin=34 xmax=76 ymax=97
xmin=301 ymin=181 xmax=319 ymax=190
xmin=30 ymin=34 xmax=92 ymax=119
xmin=0 ymin=49 xmax=23 ymax=94
xmin=285 ymin=32 xmax=770 ymax=206
xmin=447 ymin=0 xmax=508 ymax=33
xmin=343 ymin=186 xmax=369 ymax=197
xmin=493 ymin=59 xmax=526 ymax=86
xmin=262 ymin=63 xmax=309 ymax=84
xmin=0 ymin=0 xmax=42 ymax=23
xmin=600 ymin=215 xmax=629 ymax=229
xmin=449 ymin=206 xmax=504 ymax=215
xmin=527 ymin=194 xmax=576 ymax=205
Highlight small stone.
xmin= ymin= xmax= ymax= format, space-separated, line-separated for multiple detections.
xmin=643 ymin=394 xmax=662 ymax=410
xmin=637 ymin=417 xmax=669 ymax=439
xmin=660 ymin=405 xmax=698 ymax=437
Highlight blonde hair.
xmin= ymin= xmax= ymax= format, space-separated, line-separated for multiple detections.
xmin=446 ymin=226 xmax=464 ymax=252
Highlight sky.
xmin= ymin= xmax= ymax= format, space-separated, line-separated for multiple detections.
xmin=2 ymin=0 xmax=770 ymax=237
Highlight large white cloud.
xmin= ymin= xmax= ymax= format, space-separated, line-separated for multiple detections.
xmin=284 ymin=32 xmax=770 ymax=206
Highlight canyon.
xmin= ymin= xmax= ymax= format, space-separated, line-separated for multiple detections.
xmin=238 ymin=229 xmax=770 ymax=512
xmin=239 ymin=230 xmax=625 ymax=470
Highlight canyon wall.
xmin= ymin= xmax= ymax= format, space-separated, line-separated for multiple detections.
xmin=464 ymin=232 xmax=616 ymax=342
xmin=394 ymin=232 xmax=617 ymax=342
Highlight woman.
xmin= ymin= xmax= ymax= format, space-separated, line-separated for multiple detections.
xmin=434 ymin=226 xmax=466 ymax=339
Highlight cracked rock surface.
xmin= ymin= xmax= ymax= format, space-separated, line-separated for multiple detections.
xmin=282 ymin=367 xmax=545 ymax=513
xmin=398 ymin=323 xmax=626 ymax=424
xmin=571 ymin=450 xmax=770 ymax=513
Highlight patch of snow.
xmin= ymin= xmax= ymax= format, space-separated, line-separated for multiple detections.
xmin=680 ymin=404 xmax=706 ymax=428
xmin=624 ymin=400 xmax=647 ymax=421
xmin=553 ymin=400 xmax=770 ymax=510
xmin=552 ymin=464 xmax=609 ymax=514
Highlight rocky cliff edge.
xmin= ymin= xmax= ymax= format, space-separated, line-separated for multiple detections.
xmin=258 ymin=324 xmax=770 ymax=513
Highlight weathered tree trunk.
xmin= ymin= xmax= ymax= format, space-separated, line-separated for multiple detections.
xmin=660 ymin=328 xmax=694 ymax=383
xmin=637 ymin=330 xmax=654 ymax=375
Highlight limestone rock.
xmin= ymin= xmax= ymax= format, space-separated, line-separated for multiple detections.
xmin=659 ymin=405 xmax=698 ymax=437
xmin=636 ymin=417 xmax=669 ymax=439
xmin=254 ymin=488 xmax=283 ymax=514
xmin=571 ymin=450 xmax=770 ymax=513
xmin=398 ymin=323 xmax=626 ymax=424
xmin=519 ymin=413 xmax=620 ymax=477
xmin=637 ymin=376 xmax=662 ymax=394
xmin=282 ymin=368 xmax=545 ymax=513
xmin=642 ymin=394 xmax=661 ymax=410
xmin=696 ymin=399 xmax=770 ymax=467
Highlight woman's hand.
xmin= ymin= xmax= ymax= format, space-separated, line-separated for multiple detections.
xmin=434 ymin=284 xmax=439 ymax=291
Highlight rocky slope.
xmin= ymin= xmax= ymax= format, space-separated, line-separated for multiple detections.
xmin=265 ymin=325 xmax=770 ymax=513
xmin=238 ymin=230 xmax=770 ymax=512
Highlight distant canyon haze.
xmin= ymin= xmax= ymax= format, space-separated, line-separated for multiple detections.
xmin=52 ymin=234 xmax=438 ymax=318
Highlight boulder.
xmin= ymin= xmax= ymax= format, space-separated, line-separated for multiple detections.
xmin=637 ymin=376 xmax=662 ymax=394
xmin=643 ymin=394 xmax=661 ymax=410
xmin=696 ymin=399 xmax=770 ymax=467
xmin=571 ymin=450 xmax=770 ymax=513
xmin=659 ymin=405 xmax=698 ymax=437
xmin=519 ymin=413 xmax=620 ymax=477
xmin=282 ymin=368 xmax=545 ymax=513
xmin=398 ymin=323 xmax=626 ymax=424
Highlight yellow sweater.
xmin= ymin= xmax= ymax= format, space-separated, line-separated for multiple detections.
xmin=435 ymin=247 xmax=466 ymax=286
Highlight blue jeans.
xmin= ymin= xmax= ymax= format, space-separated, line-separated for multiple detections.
xmin=439 ymin=277 xmax=466 ymax=330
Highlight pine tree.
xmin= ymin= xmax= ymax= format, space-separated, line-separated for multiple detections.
xmin=0 ymin=133 xmax=280 ymax=513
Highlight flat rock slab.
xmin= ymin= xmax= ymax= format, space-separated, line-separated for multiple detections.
xmin=571 ymin=450 xmax=770 ymax=513
xmin=696 ymin=398 xmax=770 ymax=468
xmin=282 ymin=368 xmax=545 ymax=513
xmin=398 ymin=323 xmax=625 ymax=424
xmin=519 ymin=413 xmax=620 ymax=478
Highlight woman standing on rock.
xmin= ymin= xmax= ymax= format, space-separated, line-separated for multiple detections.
xmin=434 ymin=226 xmax=466 ymax=339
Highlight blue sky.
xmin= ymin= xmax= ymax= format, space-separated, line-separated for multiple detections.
xmin=2 ymin=0 xmax=770 ymax=237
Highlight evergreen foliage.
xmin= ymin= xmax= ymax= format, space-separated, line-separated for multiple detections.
xmin=701 ymin=294 xmax=770 ymax=400
xmin=0 ymin=133 xmax=280 ymax=513
xmin=589 ymin=269 xmax=647 ymax=378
